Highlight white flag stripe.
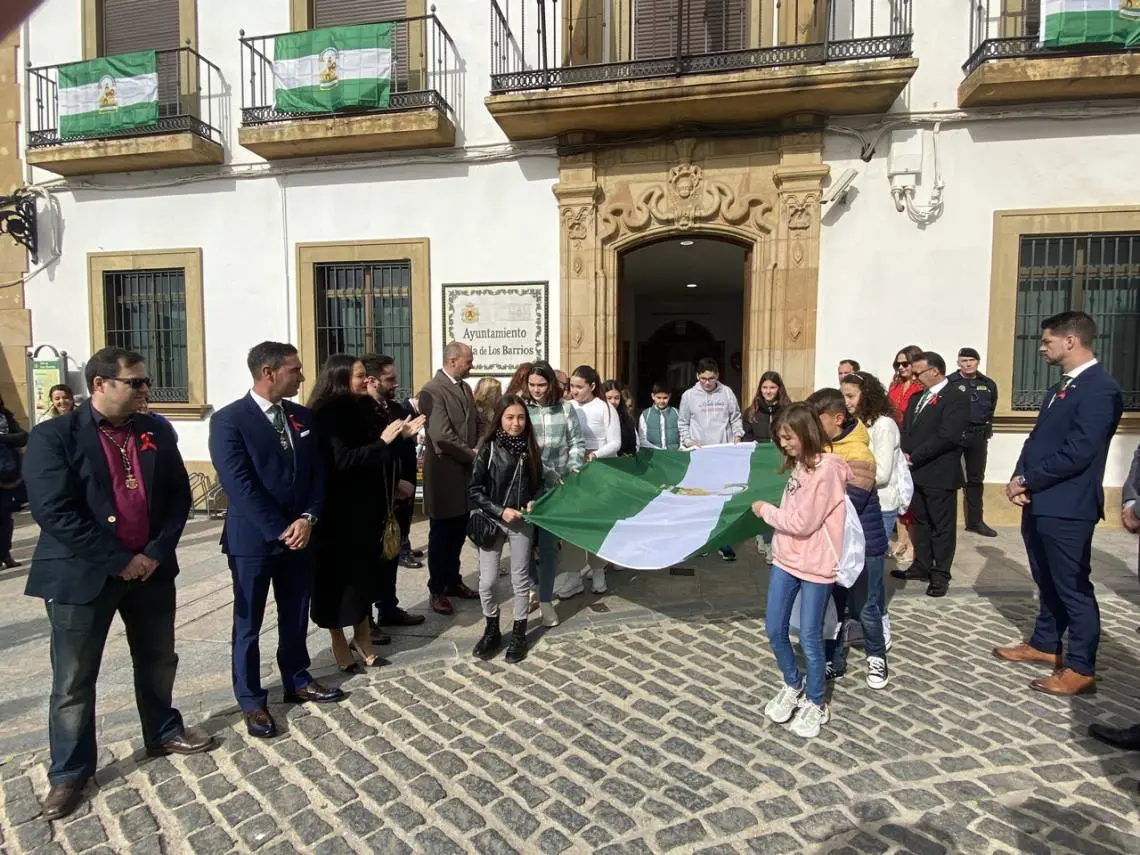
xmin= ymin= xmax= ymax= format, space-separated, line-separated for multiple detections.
xmin=59 ymin=72 xmax=158 ymax=116
xmin=273 ymin=47 xmax=392 ymax=91
xmin=596 ymin=445 xmax=751 ymax=570
xmin=1042 ymin=0 xmax=1117 ymax=12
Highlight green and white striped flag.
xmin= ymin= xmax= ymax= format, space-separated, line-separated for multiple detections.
xmin=527 ymin=444 xmax=786 ymax=570
xmin=58 ymin=51 xmax=158 ymax=139
xmin=273 ymin=23 xmax=393 ymax=114
xmin=1041 ymin=0 xmax=1140 ymax=47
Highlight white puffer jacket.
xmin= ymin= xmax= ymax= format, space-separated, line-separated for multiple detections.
xmin=867 ymin=415 xmax=902 ymax=512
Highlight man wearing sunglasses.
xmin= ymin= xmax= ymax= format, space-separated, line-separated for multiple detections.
xmin=23 ymin=347 xmax=213 ymax=821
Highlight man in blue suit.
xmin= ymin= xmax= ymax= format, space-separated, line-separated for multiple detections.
xmin=209 ymin=341 xmax=343 ymax=739
xmin=994 ymin=311 xmax=1123 ymax=696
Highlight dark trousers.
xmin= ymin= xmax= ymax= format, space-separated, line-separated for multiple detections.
xmin=229 ymin=550 xmax=315 ymax=711
xmin=910 ymin=485 xmax=957 ymax=589
xmin=961 ymin=432 xmax=990 ymax=528
xmin=396 ymin=497 xmax=413 ymax=545
xmin=375 ymin=556 xmax=401 ymax=618
xmin=826 ymin=555 xmax=887 ymax=669
xmin=45 ymin=575 xmax=184 ymax=784
xmin=428 ymin=514 xmax=468 ymax=594
xmin=1023 ymin=511 xmax=1100 ymax=676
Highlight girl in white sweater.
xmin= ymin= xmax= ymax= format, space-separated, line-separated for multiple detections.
xmin=553 ymin=365 xmax=621 ymax=598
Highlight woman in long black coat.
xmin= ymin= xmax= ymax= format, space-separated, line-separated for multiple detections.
xmin=307 ymin=355 xmax=420 ymax=671
xmin=0 ymin=394 xmax=27 ymax=568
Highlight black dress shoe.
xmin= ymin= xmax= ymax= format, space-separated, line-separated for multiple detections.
xmin=409 ymin=547 xmax=424 ymax=558
xmin=378 ymin=609 xmax=426 ymax=627
xmin=925 ymin=585 xmax=948 ymax=598
xmin=2 ymin=554 xmax=21 ymax=569
xmin=284 ymin=681 xmax=345 ymax=704
xmin=1088 ymin=722 xmax=1140 ymax=751
xmin=146 ymin=725 xmax=215 ymax=757
xmin=41 ymin=778 xmax=87 ymax=821
xmin=398 ymin=552 xmax=424 ymax=569
xmin=891 ymin=567 xmax=930 ymax=581
xmin=366 ymin=619 xmax=392 ymax=645
xmin=967 ymin=523 xmax=998 ymax=538
xmin=243 ymin=708 xmax=278 ymax=739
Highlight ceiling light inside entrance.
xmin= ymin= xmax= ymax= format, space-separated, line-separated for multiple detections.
xmin=686 ymin=283 xmax=698 ymax=289
xmin=679 ymin=240 xmax=694 ymax=246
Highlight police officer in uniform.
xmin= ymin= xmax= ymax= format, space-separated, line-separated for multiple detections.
xmin=947 ymin=347 xmax=998 ymax=537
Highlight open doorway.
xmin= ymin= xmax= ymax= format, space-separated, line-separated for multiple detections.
xmin=618 ymin=235 xmax=749 ymax=410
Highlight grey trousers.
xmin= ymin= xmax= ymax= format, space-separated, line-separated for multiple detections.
xmin=478 ymin=522 xmax=534 ymax=622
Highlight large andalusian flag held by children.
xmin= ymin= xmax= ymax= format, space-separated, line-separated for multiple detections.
xmin=58 ymin=51 xmax=158 ymax=139
xmin=273 ymin=23 xmax=393 ymax=114
xmin=1041 ymin=0 xmax=1140 ymax=47
xmin=527 ymin=444 xmax=787 ymax=570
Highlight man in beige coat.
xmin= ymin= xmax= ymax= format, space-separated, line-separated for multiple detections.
xmin=420 ymin=342 xmax=480 ymax=614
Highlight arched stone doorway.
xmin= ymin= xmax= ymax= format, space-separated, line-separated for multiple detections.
xmin=554 ymin=133 xmax=828 ymax=400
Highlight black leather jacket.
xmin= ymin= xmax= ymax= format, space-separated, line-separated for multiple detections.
xmin=468 ymin=441 xmax=545 ymax=520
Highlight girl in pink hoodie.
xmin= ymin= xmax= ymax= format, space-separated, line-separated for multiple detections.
xmin=752 ymin=403 xmax=852 ymax=738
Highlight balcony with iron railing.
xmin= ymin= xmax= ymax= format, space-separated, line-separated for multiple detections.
xmin=960 ymin=1 xmax=1140 ymax=107
xmin=486 ymin=0 xmax=917 ymax=140
xmin=25 ymin=47 xmax=225 ymax=176
xmin=238 ymin=12 xmax=460 ymax=159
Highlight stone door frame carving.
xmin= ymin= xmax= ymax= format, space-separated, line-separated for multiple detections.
xmin=555 ymin=135 xmax=829 ymax=401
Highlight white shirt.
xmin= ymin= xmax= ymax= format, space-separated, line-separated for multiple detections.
xmin=1050 ymin=357 xmax=1097 ymax=407
xmin=572 ymin=397 xmax=622 ymax=458
xmin=250 ymin=388 xmax=293 ymax=447
xmin=917 ymin=378 xmax=948 ymax=411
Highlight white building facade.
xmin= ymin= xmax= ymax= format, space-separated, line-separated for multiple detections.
xmin=16 ymin=0 xmax=1140 ymax=519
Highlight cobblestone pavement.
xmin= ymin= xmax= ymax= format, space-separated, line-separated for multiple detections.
xmin=3 ymin=575 xmax=1140 ymax=853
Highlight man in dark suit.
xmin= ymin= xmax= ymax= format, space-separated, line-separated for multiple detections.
xmin=1087 ymin=441 xmax=1140 ymax=747
xmin=24 ymin=347 xmax=213 ymax=821
xmin=892 ymin=350 xmax=971 ymax=597
xmin=419 ymin=341 xmax=480 ymax=615
xmin=995 ymin=312 xmax=1123 ymax=696
xmin=209 ymin=342 xmax=343 ymax=739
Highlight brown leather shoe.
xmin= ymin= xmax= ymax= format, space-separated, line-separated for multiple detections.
xmin=445 ymin=582 xmax=479 ymax=600
xmin=243 ymin=708 xmax=278 ymax=739
xmin=992 ymin=642 xmax=1061 ymax=667
xmin=146 ymin=725 xmax=215 ymax=757
xmin=42 ymin=779 xmax=87 ymax=821
xmin=1031 ymin=668 xmax=1097 ymax=696
xmin=430 ymin=593 xmax=454 ymax=615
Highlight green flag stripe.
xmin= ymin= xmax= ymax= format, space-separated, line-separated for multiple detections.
xmin=1045 ymin=10 xmax=1140 ymax=46
xmin=705 ymin=443 xmax=785 ymax=553
xmin=275 ymin=80 xmax=391 ymax=114
xmin=60 ymin=102 xmax=158 ymax=138
xmin=58 ymin=50 xmax=156 ymax=89
xmin=273 ymin=22 xmax=393 ymax=61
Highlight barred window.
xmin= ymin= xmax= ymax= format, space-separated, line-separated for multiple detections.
xmin=102 ymin=268 xmax=189 ymax=403
xmin=314 ymin=261 xmax=413 ymax=397
xmin=1013 ymin=233 xmax=1140 ymax=411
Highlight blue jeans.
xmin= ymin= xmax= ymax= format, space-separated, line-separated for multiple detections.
xmin=766 ymin=565 xmax=832 ymax=706
xmin=826 ymin=555 xmax=887 ymax=671
xmin=46 ymin=576 xmax=184 ymax=784
xmin=882 ymin=509 xmax=898 ymax=544
xmin=529 ymin=527 xmax=559 ymax=603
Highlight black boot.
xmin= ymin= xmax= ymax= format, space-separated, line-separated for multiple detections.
xmin=505 ymin=620 xmax=528 ymax=664
xmin=472 ymin=616 xmax=501 ymax=659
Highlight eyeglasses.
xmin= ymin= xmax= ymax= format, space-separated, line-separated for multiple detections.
xmin=106 ymin=376 xmax=152 ymax=390
xmin=893 ymin=361 xmax=909 ymax=369
xmin=697 ymin=375 xmax=718 ymax=382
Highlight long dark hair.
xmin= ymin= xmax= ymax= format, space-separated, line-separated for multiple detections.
xmin=841 ymin=371 xmax=895 ymax=426
xmin=746 ymin=371 xmax=791 ymax=420
xmin=893 ymin=345 xmax=923 ymax=381
xmin=771 ymin=403 xmax=828 ymax=473
xmin=481 ymin=394 xmax=542 ymax=490
xmin=571 ymin=364 xmax=601 ymax=399
xmin=526 ymin=361 xmax=559 ymax=406
xmin=306 ymin=353 xmax=360 ymax=411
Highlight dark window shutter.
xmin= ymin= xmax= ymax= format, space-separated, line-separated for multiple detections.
xmin=633 ymin=0 xmax=678 ymax=60
xmin=634 ymin=0 xmax=746 ymax=61
xmin=101 ymin=0 xmax=180 ymax=115
xmin=311 ymin=0 xmax=410 ymax=90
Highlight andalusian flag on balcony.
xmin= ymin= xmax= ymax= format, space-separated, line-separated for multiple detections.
xmin=273 ymin=23 xmax=392 ymax=114
xmin=1041 ymin=0 xmax=1140 ymax=47
xmin=525 ymin=444 xmax=785 ymax=570
xmin=58 ymin=51 xmax=158 ymax=139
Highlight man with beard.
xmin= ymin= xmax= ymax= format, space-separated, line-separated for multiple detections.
xmin=362 ymin=354 xmax=427 ymax=635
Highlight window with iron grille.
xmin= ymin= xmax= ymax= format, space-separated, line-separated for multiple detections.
xmin=314 ymin=261 xmax=413 ymax=397
xmin=102 ymin=268 xmax=189 ymax=403
xmin=1013 ymin=233 xmax=1140 ymax=411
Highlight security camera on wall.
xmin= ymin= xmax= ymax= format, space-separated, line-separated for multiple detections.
xmin=821 ymin=169 xmax=857 ymax=206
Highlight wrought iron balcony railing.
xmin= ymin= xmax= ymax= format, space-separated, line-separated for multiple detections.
xmin=26 ymin=47 xmax=225 ymax=149
xmin=965 ymin=0 xmax=1140 ymax=76
xmin=490 ymin=0 xmax=913 ymax=94
xmin=239 ymin=14 xmax=458 ymax=126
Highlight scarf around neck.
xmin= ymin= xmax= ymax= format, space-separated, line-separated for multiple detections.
xmin=495 ymin=428 xmax=528 ymax=457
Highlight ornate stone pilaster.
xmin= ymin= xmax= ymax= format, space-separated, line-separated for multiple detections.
xmin=553 ymin=162 xmax=603 ymax=373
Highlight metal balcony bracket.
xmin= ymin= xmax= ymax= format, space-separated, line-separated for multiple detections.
xmin=0 ymin=188 xmax=38 ymax=264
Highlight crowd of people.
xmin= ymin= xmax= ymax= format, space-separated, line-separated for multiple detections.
xmin=14 ymin=307 xmax=1139 ymax=819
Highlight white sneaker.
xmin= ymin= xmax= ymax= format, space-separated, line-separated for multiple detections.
xmin=591 ymin=567 xmax=608 ymax=594
xmin=539 ymin=602 xmax=560 ymax=627
xmin=882 ymin=614 xmax=893 ymax=651
xmin=764 ymin=682 xmax=803 ymax=724
xmin=553 ymin=571 xmax=584 ymax=599
xmin=866 ymin=656 xmax=889 ymax=689
xmin=789 ymin=699 xmax=830 ymax=738
xmin=578 ymin=563 xmax=592 ymax=579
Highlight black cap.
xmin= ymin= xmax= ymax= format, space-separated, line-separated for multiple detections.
xmin=958 ymin=347 xmax=980 ymax=360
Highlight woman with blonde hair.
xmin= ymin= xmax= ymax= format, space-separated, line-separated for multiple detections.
xmin=473 ymin=377 xmax=503 ymax=436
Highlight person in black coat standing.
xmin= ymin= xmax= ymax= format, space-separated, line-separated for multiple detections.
xmin=893 ymin=351 xmax=971 ymax=597
xmin=307 ymin=355 xmax=422 ymax=672
xmin=24 ymin=347 xmax=213 ymax=821
xmin=0 ymin=394 xmax=28 ymax=567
